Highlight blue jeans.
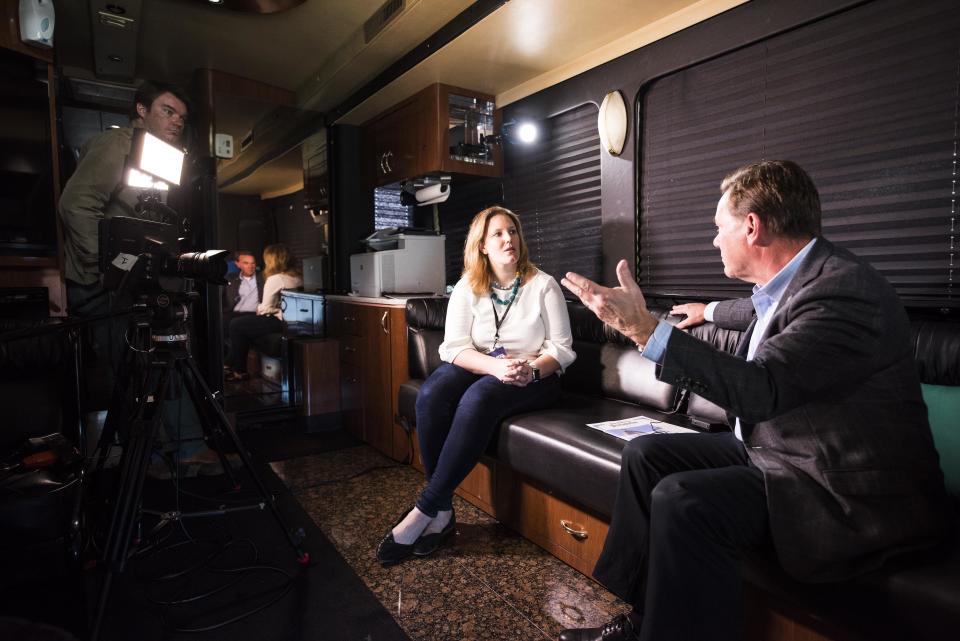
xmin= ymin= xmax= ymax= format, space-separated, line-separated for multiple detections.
xmin=414 ymin=362 xmax=561 ymax=516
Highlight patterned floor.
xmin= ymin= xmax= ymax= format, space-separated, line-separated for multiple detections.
xmin=271 ymin=446 xmax=629 ymax=641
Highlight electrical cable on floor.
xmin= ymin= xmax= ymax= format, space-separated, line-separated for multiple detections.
xmin=287 ymin=462 xmax=404 ymax=492
xmin=133 ymin=527 xmax=296 ymax=633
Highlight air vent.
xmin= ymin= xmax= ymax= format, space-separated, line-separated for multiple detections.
xmin=239 ymin=130 xmax=254 ymax=153
xmin=363 ymin=0 xmax=405 ymax=43
xmin=67 ymin=77 xmax=137 ymax=107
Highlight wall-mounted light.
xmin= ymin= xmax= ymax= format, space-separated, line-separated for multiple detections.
xmin=483 ymin=119 xmax=539 ymax=149
xmin=598 ymin=90 xmax=628 ymax=156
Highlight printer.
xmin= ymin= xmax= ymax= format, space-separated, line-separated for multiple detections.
xmin=350 ymin=231 xmax=445 ymax=297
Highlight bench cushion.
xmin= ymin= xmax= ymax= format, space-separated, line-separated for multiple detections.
xmin=498 ymin=393 xmax=694 ymax=517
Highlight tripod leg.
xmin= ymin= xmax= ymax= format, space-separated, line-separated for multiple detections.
xmin=93 ymin=341 xmax=137 ymax=475
xmin=180 ymin=355 xmax=309 ymax=563
xmin=90 ymin=366 xmax=170 ymax=641
xmin=176 ymin=358 xmax=241 ymax=488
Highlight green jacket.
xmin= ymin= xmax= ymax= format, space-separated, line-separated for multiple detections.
xmin=59 ymin=125 xmax=143 ymax=285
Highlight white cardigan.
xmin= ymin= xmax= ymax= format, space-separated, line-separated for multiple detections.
xmin=257 ymin=272 xmax=303 ymax=319
xmin=438 ymin=269 xmax=576 ymax=371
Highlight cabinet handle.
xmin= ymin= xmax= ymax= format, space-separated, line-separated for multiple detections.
xmin=379 ymin=152 xmax=387 ymax=174
xmin=344 ymin=346 xmax=356 ymax=353
xmin=380 ymin=310 xmax=389 ymax=334
xmin=299 ymin=307 xmax=309 ymax=313
xmin=383 ymin=150 xmax=393 ymax=174
xmin=560 ymin=519 xmax=588 ymax=540
xmin=343 ymin=316 xmax=355 ymax=322
xmin=347 ymin=377 xmax=359 ymax=384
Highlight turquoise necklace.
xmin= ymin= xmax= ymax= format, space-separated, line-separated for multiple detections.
xmin=490 ymin=274 xmax=521 ymax=305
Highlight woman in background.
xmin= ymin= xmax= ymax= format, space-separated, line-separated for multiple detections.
xmin=224 ymin=243 xmax=302 ymax=381
xmin=376 ymin=206 xmax=576 ymax=565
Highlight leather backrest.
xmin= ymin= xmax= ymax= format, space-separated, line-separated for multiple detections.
xmin=403 ymin=297 xmax=960 ymax=420
xmin=406 ymin=298 xmax=448 ymax=380
xmin=405 ymin=297 xmax=681 ymax=411
xmin=683 ymin=315 xmax=960 ymax=425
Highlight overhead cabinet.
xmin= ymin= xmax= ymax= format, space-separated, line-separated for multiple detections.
xmin=365 ymin=83 xmax=503 ymax=186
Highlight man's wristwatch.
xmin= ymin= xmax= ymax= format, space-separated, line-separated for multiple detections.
xmin=531 ymin=367 xmax=541 ymax=382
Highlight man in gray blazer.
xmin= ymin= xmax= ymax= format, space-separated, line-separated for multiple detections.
xmin=559 ymin=160 xmax=950 ymax=641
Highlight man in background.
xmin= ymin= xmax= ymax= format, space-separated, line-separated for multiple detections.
xmin=59 ymin=82 xmax=225 ymax=476
xmin=60 ymin=81 xmax=189 ymax=303
xmin=222 ymin=250 xmax=263 ymax=341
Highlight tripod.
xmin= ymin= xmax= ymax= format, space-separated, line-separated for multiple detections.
xmin=89 ymin=298 xmax=309 ymax=641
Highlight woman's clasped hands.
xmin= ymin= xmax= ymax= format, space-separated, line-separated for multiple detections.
xmin=491 ymin=357 xmax=535 ymax=387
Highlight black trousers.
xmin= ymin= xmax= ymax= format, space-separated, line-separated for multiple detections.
xmin=414 ymin=363 xmax=561 ymax=516
xmin=226 ymin=313 xmax=281 ymax=373
xmin=593 ymin=432 xmax=770 ymax=641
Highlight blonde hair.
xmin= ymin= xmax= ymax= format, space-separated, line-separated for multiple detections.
xmin=462 ymin=206 xmax=534 ymax=296
xmin=262 ymin=243 xmax=300 ymax=278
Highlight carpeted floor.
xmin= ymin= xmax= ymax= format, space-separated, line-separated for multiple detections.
xmin=271 ymin=446 xmax=629 ymax=641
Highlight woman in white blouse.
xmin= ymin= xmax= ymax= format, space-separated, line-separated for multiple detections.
xmin=377 ymin=206 xmax=576 ymax=565
xmin=224 ymin=243 xmax=302 ymax=381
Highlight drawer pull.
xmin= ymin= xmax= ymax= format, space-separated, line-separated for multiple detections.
xmin=380 ymin=311 xmax=389 ymax=334
xmin=347 ymin=377 xmax=359 ymax=384
xmin=560 ymin=519 xmax=588 ymax=540
xmin=344 ymin=346 xmax=356 ymax=353
xmin=343 ymin=316 xmax=355 ymax=322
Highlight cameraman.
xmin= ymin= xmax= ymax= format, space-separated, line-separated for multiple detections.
xmin=60 ymin=81 xmax=189 ymax=306
xmin=59 ymin=82 xmax=225 ymax=475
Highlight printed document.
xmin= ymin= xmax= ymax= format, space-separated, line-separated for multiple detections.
xmin=587 ymin=415 xmax=696 ymax=441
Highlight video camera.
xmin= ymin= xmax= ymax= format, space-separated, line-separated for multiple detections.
xmin=97 ymin=128 xmax=227 ymax=296
xmin=98 ymin=216 xmax=227 ymax=294
xmin=93 ymin=129 xmax=227 ymax=335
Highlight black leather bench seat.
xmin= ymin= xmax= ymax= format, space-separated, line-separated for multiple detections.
xmin=399 ymin=296 xmax=960 ymax=641
xmin=498 ymin=394 xmax=687 ymax=518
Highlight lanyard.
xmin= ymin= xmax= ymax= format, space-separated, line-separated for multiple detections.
xmin=490 ymin=294 xmax=517 ymax=349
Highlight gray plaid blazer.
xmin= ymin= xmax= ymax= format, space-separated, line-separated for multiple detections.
xmin=660 ymin=238 xmax=950 ymax=582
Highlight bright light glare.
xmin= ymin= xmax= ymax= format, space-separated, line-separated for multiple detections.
xmin=125 ymin=168 xmax=169 ymax=191
xmin=517 ymin=122 xmax=538 ymax=144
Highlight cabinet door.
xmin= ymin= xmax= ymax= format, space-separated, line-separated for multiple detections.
xmin=360 ymin=305 xmax=395 ymax=457
xmin=372 ymin=89 xmax=437 ymax=186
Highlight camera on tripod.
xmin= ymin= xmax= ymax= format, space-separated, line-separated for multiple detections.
xmin=95 ymin=129 xmax=228 ymax=321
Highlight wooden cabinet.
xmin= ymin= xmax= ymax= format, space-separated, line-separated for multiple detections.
xmin=0 ymin=34 xmax=65 ymax=315
xmin=326 ymin=298 xmax=409 ymax=459
xmin=365 ymin=83 xmax=503 ymax=187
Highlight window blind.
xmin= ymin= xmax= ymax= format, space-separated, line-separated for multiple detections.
xmin=504 ymin=103 xmax=603 ymax=284
xmin=638 ymin=0 xmax=960 ymax=306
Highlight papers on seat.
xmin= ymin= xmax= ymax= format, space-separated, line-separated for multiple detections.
xmin=587 ymin=415 xmax=696 ymax=441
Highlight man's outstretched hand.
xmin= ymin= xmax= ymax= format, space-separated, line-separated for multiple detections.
xmin=561 ymin=259 xmax=659 ymax=347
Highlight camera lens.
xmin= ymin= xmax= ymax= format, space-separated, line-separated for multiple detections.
xmin=160 ymin=250 xmax=228 ymax=284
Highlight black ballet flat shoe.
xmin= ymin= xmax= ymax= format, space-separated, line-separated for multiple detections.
xmin=413 ymin=510 xmax=456 ymax=557
xmin=376 ymin=508 xmax=417 ymax=566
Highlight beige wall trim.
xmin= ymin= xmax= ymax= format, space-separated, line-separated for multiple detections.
xmin=496 ymin=0 xmax=748 ymax=108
